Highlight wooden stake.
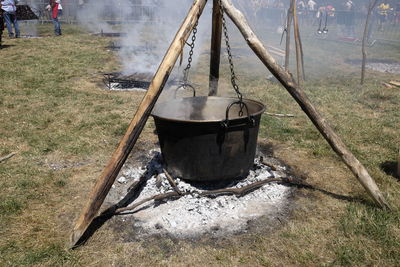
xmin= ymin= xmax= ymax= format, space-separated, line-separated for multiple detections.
xmin=221 ymin=0 xmax=390 ymax=210
xmin=209 ymin=0 xmax=223 ymax=96
xmin=70 ymin=0 xmax=209 ymax=248
xmin=284 ymin=0 xmax=294 ymax=71
xmin=361 ymin=0 xmax=378 ymax=85
xmin=292 ymin=2 xmax=304 ymax=84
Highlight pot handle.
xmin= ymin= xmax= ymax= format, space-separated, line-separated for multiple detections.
xmin=221 ymin=101 xmax=255 ymax=129
xmin=173 ymin=83 xmax=196 ymax=98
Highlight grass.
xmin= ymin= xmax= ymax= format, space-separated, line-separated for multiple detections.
xmin=0 ymin=21 xmax=399 ymax=266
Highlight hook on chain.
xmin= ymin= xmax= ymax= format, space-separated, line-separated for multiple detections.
xmin=219 ymin=0 xmax=245 ymax=117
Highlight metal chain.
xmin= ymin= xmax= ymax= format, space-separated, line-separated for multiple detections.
xmin=182 ymin=22 xmax=198 ymax=84
xmin=219 ymin=0 xmax=244 ymax=116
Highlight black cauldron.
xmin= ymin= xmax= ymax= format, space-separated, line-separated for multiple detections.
xmin=152 ymin=96 xmax=265 ymax=181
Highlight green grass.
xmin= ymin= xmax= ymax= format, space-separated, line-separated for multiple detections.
xmin=0 ymin=22 xmax=399 ymax=266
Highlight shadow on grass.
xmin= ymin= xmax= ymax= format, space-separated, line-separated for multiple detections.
xmin=286 ymin=182 xmax=376 ymax=208
xmin=71 ymin=171 xmax=151 ymax=249
xmin=72 ymin=175 xmax=379 ymax=249
xmin=380 ymin=161 xmax=399 ymax=181
xmin=0 ymin=44 xmax=16 ymax=49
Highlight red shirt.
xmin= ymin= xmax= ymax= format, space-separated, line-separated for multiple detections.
xmin=52 ymin=2 xmax=59 ymax=19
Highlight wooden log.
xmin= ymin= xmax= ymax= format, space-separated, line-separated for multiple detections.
xmin=0 ymin=152 xmax=16 ymax=163
xmin=209 ymin=0 xmax=223 ymax=96
xmin=70 ymin=0 xmax=209 ymax=248
xmin=284 ymin=0 xmax=294 ymax=71
xmin=114 ymin=177 xmax=292 ymax=214
xmin=389 ymin=80 xmax=400 ymax=87
xmin=220 ymin=0 xmax=390 ymax=209
xmin=265 ymin=112 xmax=295 ymax=118
xmin=361 ymin=0 xmax=378 ymax=85
xmin=163 ymin=168 xmax=182 ymax=195
xmin=382 ymin=82 xmax=394 ymax=89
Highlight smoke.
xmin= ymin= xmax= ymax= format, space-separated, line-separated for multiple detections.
xmin=17 ymin=0 xmax=40 ymax=36
xmin=77 ymin=0 xmax=211 ymax=76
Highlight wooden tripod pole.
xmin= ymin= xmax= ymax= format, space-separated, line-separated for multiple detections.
xmin=284 ymin=0 xmax=294 ymax=71
xmin=361 ymin=0 xmax=378 ymax=85
xmin=209 ymin=0 xmax=223 ymax=96
xmin=293 ymin=1 xmax=304 ymax=84
xmin=221 ymin=0 xmax=390 ymax=209
xmin=70 ymin=0 xmax=208 ymax=248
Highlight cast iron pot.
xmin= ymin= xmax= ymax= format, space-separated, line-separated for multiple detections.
xmin=151 ymin=96 xmax=266 ymax=181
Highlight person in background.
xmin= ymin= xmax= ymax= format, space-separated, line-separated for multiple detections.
xmin=47 ymin=0 xmax=62 ymax=36
xmin=344 ymin=0 xmax=355 ymax=38
xmin=0 ymin=0 xmax=20 ymax=38
xmin=0 ymin=7 xmax=4 ymax=46
xmin=307 ymin=0 xmax=317 ymax=24
xmin=377 ymin=2 xmax=390 ymax=31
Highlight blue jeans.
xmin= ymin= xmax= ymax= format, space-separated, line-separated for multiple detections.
xmin=3 ymin=11 xmax=20 ymax=37
xmin=52 ymin=10 xmax=62 ymax=36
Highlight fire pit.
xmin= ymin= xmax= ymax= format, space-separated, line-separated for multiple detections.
xmin=106 ymin=149 xmax=295 ymax=239
xmin=103 ymin=72 xmax=152 ymax=90
xmin=152 ymin=96 xmax=266 ymax=181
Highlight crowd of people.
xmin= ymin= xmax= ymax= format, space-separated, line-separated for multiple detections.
xmin=257 ymin=0 xmax=400 ymax=39
xmin=1 ymin=0 xmax=399 ymax=46
xmin=0 ymin=0 xmax=63 ymax=46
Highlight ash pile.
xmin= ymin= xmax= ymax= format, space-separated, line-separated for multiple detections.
xmin=106 ymin=149 xmax=296 ymax=239
xmin=346 ymin=58 xmax=400 ymax=74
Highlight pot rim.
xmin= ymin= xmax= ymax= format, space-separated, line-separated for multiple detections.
xmin=151 ymin=96 xmax=266 ymax=123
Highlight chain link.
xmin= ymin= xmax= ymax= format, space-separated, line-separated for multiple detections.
xmin=219 ymin=0 xmax=244 ymax=116
xmin=182 ymin=22 xmax=198 ymax=85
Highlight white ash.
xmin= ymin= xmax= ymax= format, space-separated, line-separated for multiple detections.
xmin=366 ymin=62 xmax=400 ymax=74
xmin=108 ymin=149 xmax=293 ymax=238
xmin=107 ymin=83 xmax=147 ymax=91
xmin=117 ymin=176 xmax=127 ymax=184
